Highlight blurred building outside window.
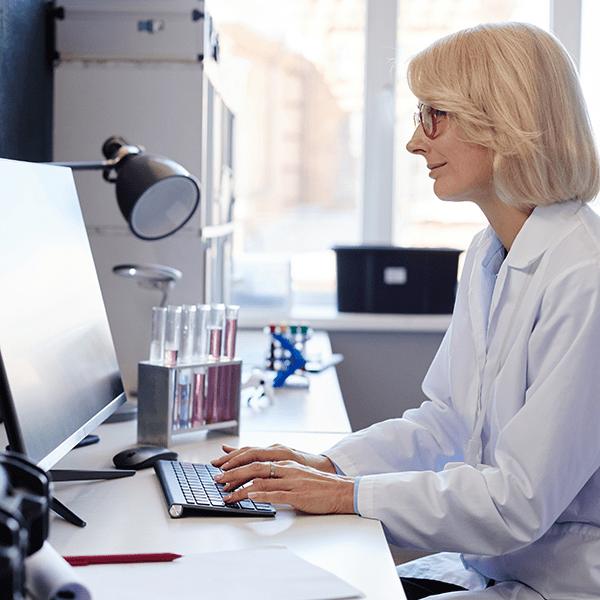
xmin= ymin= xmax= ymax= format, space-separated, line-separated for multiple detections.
xmin=210 ymin=0 xmax=582 ymax=317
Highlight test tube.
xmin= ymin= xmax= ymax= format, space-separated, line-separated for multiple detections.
xmin=164 ymin=305 xmax=182 ymax=367
xmin=223 ymin=305 xmax=239 ymax=359
xmin=208 ymin=303 xmax=225 ymax=358
xmin=191 ymin=304 xmax=211 ymax=427
xmin=221 ymin=305 xmax=240 ymax=421
xmin=176 ymin=305 xmax=196 ymax=429
xmin=191 ymin=366 xmax=206 ymax=427
xmin=179 ymin=305 xmax=196 ymax=366
xmin=164 ymin=305 xmax=182 ymax=428
xmin=192 ymin=304 xmax=211 ymax=361
xmin=149 ymin=306 xmax=167 ymax=364
xmin=205 ymin=304 xmax=225 ymax=423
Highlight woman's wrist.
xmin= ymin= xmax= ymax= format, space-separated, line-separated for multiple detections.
xmin=316 ymin=454 xmax=339 ymax=474
xmin=339 ymin=476 xmax=357 ymax=513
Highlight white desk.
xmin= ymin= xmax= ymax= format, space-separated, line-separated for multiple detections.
xmin=236 ymin=330 xmax=352 ymax=434
xmin=47 ymin=332 xmax=406 ymax=600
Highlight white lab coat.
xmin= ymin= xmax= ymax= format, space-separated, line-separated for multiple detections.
xmin=325 ymin=200 xmax=600 ymax=599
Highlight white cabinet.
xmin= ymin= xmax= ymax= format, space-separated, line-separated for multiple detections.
xmin=53 ymin=7 xmax=208 ymax=396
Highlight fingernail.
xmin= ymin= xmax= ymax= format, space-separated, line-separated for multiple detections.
xmin=247 ymin=492 xmax=258 ymax=499
xmin=214 ymin=473 xmax=223 ymax=481
xmin=223 ymin=494 xmax=232 ymax=501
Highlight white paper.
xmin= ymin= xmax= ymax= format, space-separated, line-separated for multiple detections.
xmin=77 ymin=546 xmax=364 ymax=600
xmin=25 ymin=541 xmax=91 ymax=600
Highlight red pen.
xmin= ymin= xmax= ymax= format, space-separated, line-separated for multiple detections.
xmin=64 ymin=553 xmax=182 ymax=566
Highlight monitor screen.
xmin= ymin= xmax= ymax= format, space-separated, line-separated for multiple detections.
xmin=0 ymin=158 xmax=126 ymax=471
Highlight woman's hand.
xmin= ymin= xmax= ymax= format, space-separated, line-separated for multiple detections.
xmin=214 ymin=459 xmax=356 ymax=515
xmin=211 ymin=443 xmax=338 ymax=475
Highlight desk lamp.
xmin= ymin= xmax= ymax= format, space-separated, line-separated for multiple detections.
xmin=52 ymin=136 xmax=201 ymax=240
xmin=113 ymin=263 xmax=182 ymax=307
xmin=50 ymin=138 xmax=200 ymax=423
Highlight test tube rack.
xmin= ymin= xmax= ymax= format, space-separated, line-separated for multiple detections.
xmin=137 ymin=358 xmax=242 ymax=448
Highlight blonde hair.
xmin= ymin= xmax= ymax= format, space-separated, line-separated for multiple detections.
xmin=407 ymin=22 xmax=600 ymax=208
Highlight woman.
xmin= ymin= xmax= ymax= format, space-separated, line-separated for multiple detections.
xmin=212 ymin=23 xmax=600 ymax=599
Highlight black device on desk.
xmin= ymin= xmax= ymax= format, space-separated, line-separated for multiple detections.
xmin=113 ymin=446 xmax=179 ymax=470
xmin=0 ymin=159 xmax=135 ymax=528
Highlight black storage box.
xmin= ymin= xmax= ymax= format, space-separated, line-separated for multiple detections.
xmin=333 ymin=246 xmax=462 ymax=314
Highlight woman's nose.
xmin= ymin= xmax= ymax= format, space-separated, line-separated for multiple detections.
xmin=406 ymin=125 xmax=428 ymax=155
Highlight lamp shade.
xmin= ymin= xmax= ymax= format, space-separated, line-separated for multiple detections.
xmin=114 ymin=152 xmax=201 ymax=240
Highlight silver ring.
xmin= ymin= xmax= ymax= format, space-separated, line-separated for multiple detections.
xmin=269 ymin=462 xmax=276 ymax=478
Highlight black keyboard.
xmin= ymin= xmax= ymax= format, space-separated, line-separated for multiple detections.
xmin=154 ymin=460 xmax=276 ymax=519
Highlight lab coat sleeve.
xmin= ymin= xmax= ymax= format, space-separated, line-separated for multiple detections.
xmin=324 ymin=321 xmax=472 ymax=477
xmin=327 ymin=260 xmax=600 ymax=555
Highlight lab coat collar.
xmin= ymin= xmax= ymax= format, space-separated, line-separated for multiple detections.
xmin=478 ymin=200 xmax=583 ymax=271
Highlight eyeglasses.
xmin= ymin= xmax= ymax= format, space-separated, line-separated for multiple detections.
xmin=413 ymin=103 xmax=447 ymax=139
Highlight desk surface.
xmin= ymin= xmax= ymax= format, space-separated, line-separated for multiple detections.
xmin=49 ymin=425 xmax=405 ymax=599
xmin=236 ymin=330 xmax=352 ymax=434
xmin=45 ymin=331 xmax=404 ymax=599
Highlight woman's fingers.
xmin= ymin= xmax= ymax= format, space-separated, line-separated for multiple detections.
xmin=210 ymin=444 xmax=249 ymax=467
xmin=220 ymin=462 xmax=355 ymax=514
xmin=215 ymin=459 xmax=279 ymax=490
xmin=212 ymin=443 xmax=337 ymax=475
xmin=212 ymin=444 xmax=296 ymax=470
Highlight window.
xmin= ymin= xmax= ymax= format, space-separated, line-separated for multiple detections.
xmin=212 ymin=0 xmax=364 ymax=312
xmin=212 ymin=0 xmax=569 ymax=315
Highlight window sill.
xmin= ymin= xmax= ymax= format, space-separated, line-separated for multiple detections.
xmin=238 ymin=303 xmax=452 ymax=333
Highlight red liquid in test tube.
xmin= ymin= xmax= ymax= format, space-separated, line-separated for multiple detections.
xmin=206 ymin=327 xmax=222 ymax=422
xmin=224 ymin=319 xmax=237 ymax=357
xmin=192 ymin=370 xmax=205 ymax=426
xmin=204 ymin=305 xmax=225 ymax=423
xmin=209 ymin=326 xmax=222 ymax=357
xmin=224 ymin=305 xmax=239 ymax=358
xmin=191 ymin=305 xmax=210 ymax=426
xmin=205 ymin=369 xmax=219 ymax=423
xmin=164 ymin=306 xmax=181 ymax=367
xmin=164 ymin=349 xmax=178 ymax=367
xmin=221 ymin=306 xmax=240 ymax=420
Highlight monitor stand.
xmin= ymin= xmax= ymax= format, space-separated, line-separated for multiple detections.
xmin=48 ymin=468 xmax=135 ymax=527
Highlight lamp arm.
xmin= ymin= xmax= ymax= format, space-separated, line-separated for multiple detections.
xmin=50 ymin=144 xmax=142 ymax=179
xmin=50 ymin=158 xmax=121 ymax=183
xmin=50 ymin=159 xmax=117 ymax=171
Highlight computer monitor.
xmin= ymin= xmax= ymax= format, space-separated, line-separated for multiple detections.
xmin=0 ymin=158 xmax=126 ymax=474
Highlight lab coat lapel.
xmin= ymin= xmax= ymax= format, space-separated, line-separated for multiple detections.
xmin=509 ymin=201 xmax=581 ymax=268
xmin=486 ymin=201 xmax=582 ymax=337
